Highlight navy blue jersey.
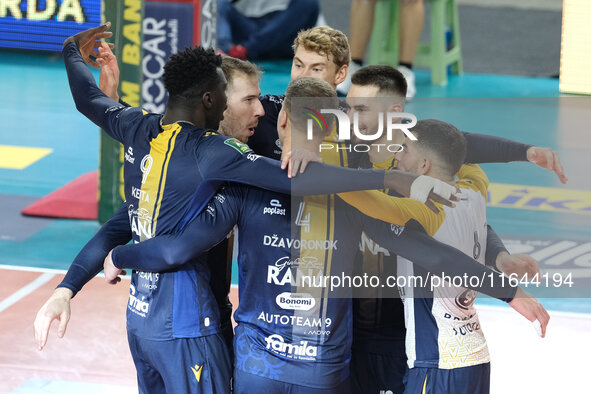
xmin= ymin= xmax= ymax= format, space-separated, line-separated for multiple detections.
xmin=248 ymin=95 xmax=284 ymax=159
xmin=63 ymin=41 xmax=391 ymax=341
xmin=111 ymin=183 xmax=517 ymax=389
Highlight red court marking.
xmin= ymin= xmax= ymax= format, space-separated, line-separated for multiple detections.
xmin=0 ymin=268 xmax=240 ymax=393
xmin=0 ymin=270 xmax=41 ymax=300
xmin=0 ymin=270 xmax=135 ymax=392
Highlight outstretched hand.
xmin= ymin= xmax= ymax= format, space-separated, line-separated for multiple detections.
xmin=526 ymin=146 xmax=568 ymax=184
xmin=33 ymin=287 xmax=74 ymax=350
xmin=64 ymin=21 xmax=114 ymax=69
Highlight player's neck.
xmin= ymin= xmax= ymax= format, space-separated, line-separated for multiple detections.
xmin=426 ymin=169 xmax=456 ymax=186
xmin=161 ymin=107 xmax=204 ymax=128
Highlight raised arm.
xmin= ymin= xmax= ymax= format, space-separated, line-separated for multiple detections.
xmin=62 ymin=23 xmax=143 ymax=142
xmin=463 ymin=132 xmax=567 ymax=184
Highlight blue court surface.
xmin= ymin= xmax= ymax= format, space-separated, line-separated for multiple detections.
xmin=1 ymin=49 xmax=590 ymax=393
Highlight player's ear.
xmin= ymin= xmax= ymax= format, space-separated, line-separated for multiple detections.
xmin=388 ymin=102 xmax=403 ymax=113
xmin=278 ymin=107 xmax=288 ymax=129
xmin=334 ymin=64 xmax=348 ymax=86
xmin=202 ymin=91 xmax=214 ymax=110
xmin=419 ymin=158 xmax=431 ymax=175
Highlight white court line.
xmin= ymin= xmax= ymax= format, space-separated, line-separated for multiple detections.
xmin=0 ymin=273 xmax=55 ymax=313
xmin=0 ymin=264 xmax=131 ymax=280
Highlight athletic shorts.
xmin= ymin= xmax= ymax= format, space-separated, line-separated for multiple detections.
xmin=233 ymin=368 xmax=352 ymax=394
xmin=127 ymin=332 xmax=232 ymax=394
xmin=350 ymin=349 xmax=407 ymax=394
xmin=403 ymin=363 xmax=490 ymax=394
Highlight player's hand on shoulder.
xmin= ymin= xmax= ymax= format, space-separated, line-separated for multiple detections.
xmin=104 ymin=250 xmax=126 ymax=285
xmin=34 ymin=287 xmax=74 ymax=350
xmin=526 ymin=146 xmax=568 ymax=184
xmin=385 ymin=172 xmax=458 ymax=213
xmin=282 ymin=149 xmax=323 ymax=178
xmin=63 ymin=21 xmax=115 ymax=69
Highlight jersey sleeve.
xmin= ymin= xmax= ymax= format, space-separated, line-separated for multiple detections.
xmin=457 ymin=164 xmax=489 ymax=198
xmin=62 ymin=41 xmax=145 ymax=143
xmin=198 ymin=136 xmax=386 ymax=195
xmin=359 ymin=216 xmax=518 ymax=301
xmin=57 ymin=202 xmax=132 ymax=297
xmin=485 ymin=224 xmax=508 ymax=270
xmin=338 ymin=190 xmax=444 ymax=236
xmin=463 ymin=131 xmax=532 ymax=164
xmin=111 ymin=185 xmax=242 ymax=272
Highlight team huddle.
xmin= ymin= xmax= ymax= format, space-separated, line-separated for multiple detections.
xmin=33 ymin=22 xmax=564 ymax=394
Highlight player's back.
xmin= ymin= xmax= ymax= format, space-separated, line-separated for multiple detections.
xmin=226 ymin=183 xmax=366 ymax=389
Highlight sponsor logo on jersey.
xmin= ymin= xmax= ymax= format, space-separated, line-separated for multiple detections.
xmin=138 ymin=271 xmax=159 ymax=291
xmin=455 ymin=289 xmax=477 ymax=310
xmin=275 ymin=292 xmax=315 ymax=310
xmin=257 ymin=311 xmax=330 ymax=329
xmin=359 ymin=232 xmax=391 ymax=256
xmin=263 ymin=235 xmax=337 ymax=250
xmin=390 ymin=224 xmax=404 ymax=236
xmin=263 ymin=199 xmax=286 ymax=216
xmin=128 ymin=204 xmax=154 ymax=239
xmin=246 ymin=153 xmax=260 ymax=162
xmin=264 ymin=334 xmax=318 ymax=360
xmin=125 ymin=146 xmax=135 ymax=164
xmin=190 ymin=364 xmax=203 ymax=382
xmin=224 ymin=138 xmax=252 ymax=154
xmin=267 ymin=256 xmax=323 ymax=286
xmin=128 ymin=283 xmax=149 ymax=317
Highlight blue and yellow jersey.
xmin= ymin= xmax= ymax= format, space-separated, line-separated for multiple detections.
xmin=111 ymin=183 xmax=415 ymax=388
xmin=63 ymin=41 xmax=299 ymax=340
xmin=348 ymin=155 xmax=407 ymax=354
xmin=111 ymin=165 xmax=510 ymax=389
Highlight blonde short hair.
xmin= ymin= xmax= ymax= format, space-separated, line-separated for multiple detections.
xmin=292 ymin=26 xmax=351 ymax=69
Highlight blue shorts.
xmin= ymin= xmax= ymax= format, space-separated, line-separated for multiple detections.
xmin=403 ymin=363 xmax=490 ymax=394
xmin=127 ymin=332 xmax=232 ymax=394
xmin=234 ymin=368 xmax=351 ymax=394
xmin=350 ymin=347 xmax=407 ymax=394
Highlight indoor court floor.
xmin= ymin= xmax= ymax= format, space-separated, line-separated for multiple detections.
xmin=0 ymin=49 xmax=590 ymax=393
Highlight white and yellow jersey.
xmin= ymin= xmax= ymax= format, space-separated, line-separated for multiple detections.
xmin=339 ymin=164 xmax=490 ymax=369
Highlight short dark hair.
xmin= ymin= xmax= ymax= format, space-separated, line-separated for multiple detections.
xmin=283 ymin=77 xmax=339 ymax=134
xmin=410 ymin=119 xmax=467 ymax=176
xmin=163 ymin=46 xmax=222 ymax=105
xmin=351 ymin=65 xmax=407 ymax=97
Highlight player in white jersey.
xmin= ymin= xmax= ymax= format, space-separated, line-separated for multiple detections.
xmin=340 ymin=119 xmax=549 ymax=394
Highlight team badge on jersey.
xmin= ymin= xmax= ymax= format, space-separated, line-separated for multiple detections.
xmin=224 ymin=138 xmax=252 ymax=154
